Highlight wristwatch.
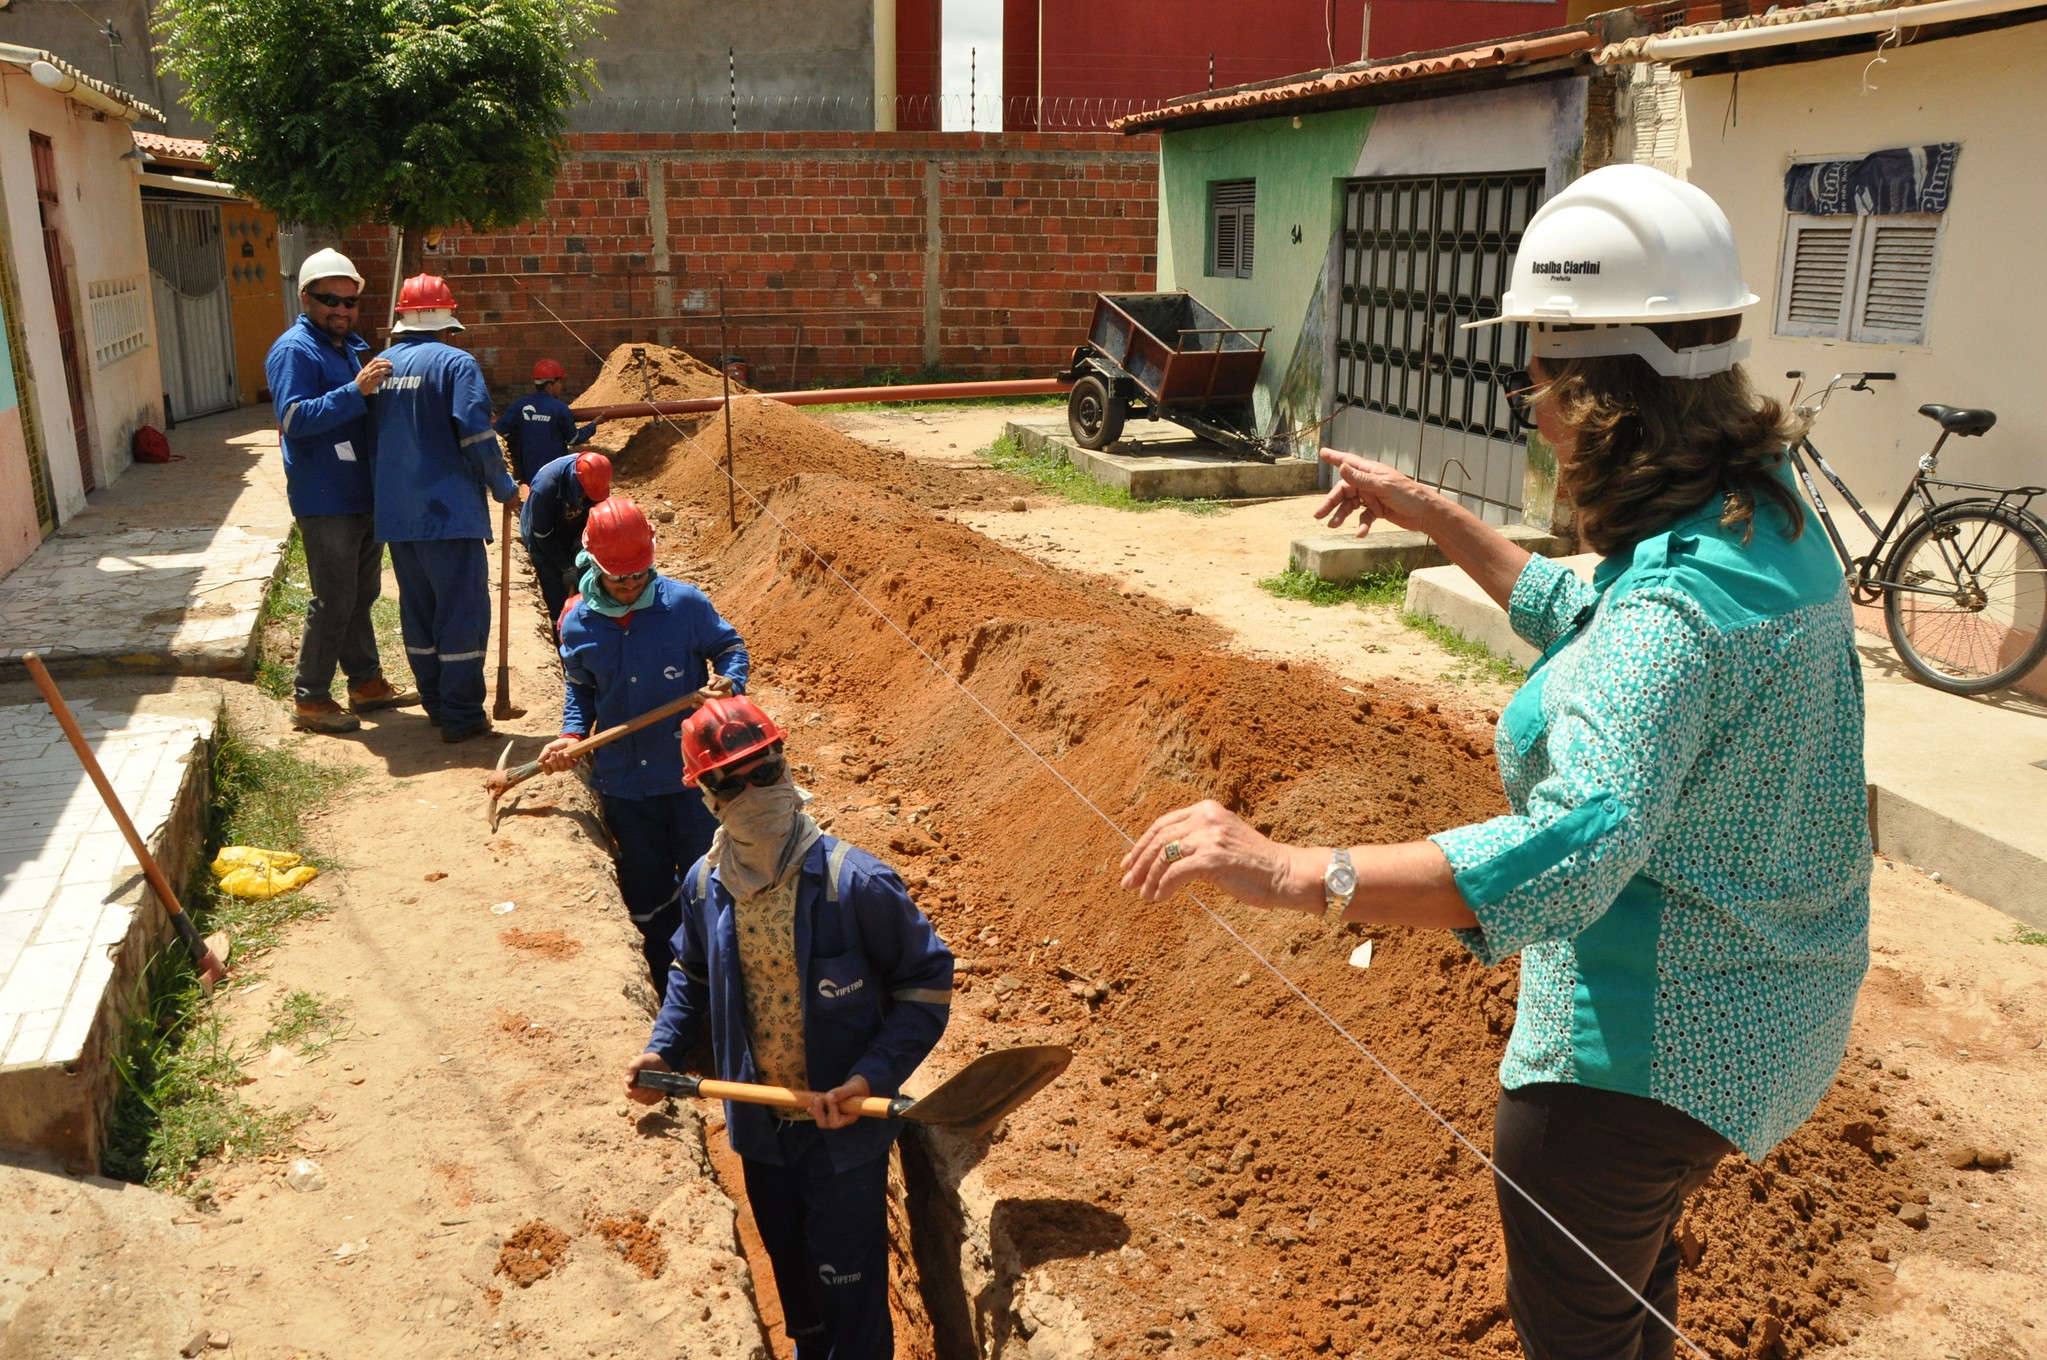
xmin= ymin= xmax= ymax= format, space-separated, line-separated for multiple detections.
xmin=1323 ymin=847 xmax=1358 ymax=919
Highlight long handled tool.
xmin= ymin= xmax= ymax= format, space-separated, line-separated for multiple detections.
xmin=634 ymin=1045 xmax=1071 ymax=1139
xmin=21 ymin=654 xmax=229 ymax=992
xmin=484 ymin=676 xmax=732 ymax=828
xmin=492 ymin=499 xmax=523 ymax=721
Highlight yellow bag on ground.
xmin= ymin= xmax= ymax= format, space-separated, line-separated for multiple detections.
xmin=210 ymin=846 xmax=319 ymax=898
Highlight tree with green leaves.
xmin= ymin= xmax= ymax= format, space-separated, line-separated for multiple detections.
xmin=156 ymin=0 xmax=611 ymax=240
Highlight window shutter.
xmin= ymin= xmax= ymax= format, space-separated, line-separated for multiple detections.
xmin=1778 ymin=217 xmax=1855 ymax=337
xmin=1853 ymin=218 xmax=1939 ymax=343
xmin=1210 ymin=180 xmax=1256 ymax=279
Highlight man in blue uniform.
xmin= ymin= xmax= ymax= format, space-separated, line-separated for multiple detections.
xmin=540 ymin=497 xmax=750 ymax=982
xmin=265 ymin=248 xmax=416 ymax=735
xmin=371 ymin=274 xmax=517 ymax=743
xmin=625 ymin=695 xmax=952 ymax=1360
xmin=520 ymin=450 xmax=611 ymax=640
xmin=496 ymin=358 xmax=597 ymax=487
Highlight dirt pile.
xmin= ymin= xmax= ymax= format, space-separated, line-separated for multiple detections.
xmin=634 ymin=396 xmax=1937 ymax=1357
xmin=574 ymin=342 xmax=751 ymax=467
xmin=495 ymin=1221 xmax=572 ymax=1289
xmin=589 ymin=1210 xmax=668 ymax=1280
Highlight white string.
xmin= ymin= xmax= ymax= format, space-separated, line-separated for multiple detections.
xmin=518 ymin=286 xmax=1713 ymax=1359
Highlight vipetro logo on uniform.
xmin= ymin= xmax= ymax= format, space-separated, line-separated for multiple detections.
xmin=817 ymin=1262 xmax=863 ymax=1286
xmin=817 ymin=976 xmax=865 ymax=1000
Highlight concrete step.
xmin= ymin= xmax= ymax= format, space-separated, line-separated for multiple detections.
xmin=1295 ymin=523 xmax=1574 ymax=584
xmin=1401 ymin=561 xmax=2047 ymax=930
xmin=1005 ymin=416 xmax=1321 ymax=501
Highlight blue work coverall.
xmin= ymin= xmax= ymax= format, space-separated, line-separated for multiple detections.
xmin=559 ymin=576 xmax=749 ymax=981
xmin=266 ymin=316 xmax=381 ymax=703
xmin=649 ymin=838 xmax=953 ymax=1360
xmin=372 ymin=334 xmax=516 ymax=735
xmin=496 ymin=388 xmax=596 ymax=485
xmin=520 ymin=453 xmax=599 ymax=636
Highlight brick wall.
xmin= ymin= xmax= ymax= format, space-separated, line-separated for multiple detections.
xmin=340 ymin=131 xmax=1158 ymax=400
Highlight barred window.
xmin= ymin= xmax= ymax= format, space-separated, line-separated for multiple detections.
xmin=87 ymin=275 xmax=150 ymax=368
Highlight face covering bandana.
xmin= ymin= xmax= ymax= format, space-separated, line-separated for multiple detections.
xmin=707 ymin=780 xmax=821 ymax=902
xmin=576 ymin=550 xmax=656 ymax=618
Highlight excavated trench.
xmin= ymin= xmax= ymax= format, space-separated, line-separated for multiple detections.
xmin=583 ymin=347 xmax=1940 ymax=1360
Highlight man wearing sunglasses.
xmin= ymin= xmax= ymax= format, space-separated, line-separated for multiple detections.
xmin=543 ymin=497 xmax=751 ymax=985
xmin=624 ymin=694 xmax=952 ymax=1360
xmin=264 ymin=248 xmax=415 ymax=735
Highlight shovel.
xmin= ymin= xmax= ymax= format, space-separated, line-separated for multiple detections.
xmin=484 ymin=676 xmax=733 ymax=829
xmin=21 ymin=653 xmax=230 ymax=992
xmin=633 ymin=1044 xmax=1071 ymax=1139
xmin=492 ymin=500 xmax=524 ymax=722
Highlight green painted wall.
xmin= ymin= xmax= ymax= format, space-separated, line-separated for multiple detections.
xmin=1158 ymin=108 xmax=1373 ymax=440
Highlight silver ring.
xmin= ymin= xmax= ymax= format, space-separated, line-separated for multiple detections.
xmin=1162 ymin=841 xmax=1185 ymax=863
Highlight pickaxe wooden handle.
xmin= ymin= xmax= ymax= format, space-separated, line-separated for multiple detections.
xmin=485 ymin=678 xmax=731 ymax=818
xmin=633 ymin=1071 xmax=904 ymax=1119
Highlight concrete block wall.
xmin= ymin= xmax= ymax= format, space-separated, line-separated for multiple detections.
xmin=339 ymin=131 xmax=1160 ymax=400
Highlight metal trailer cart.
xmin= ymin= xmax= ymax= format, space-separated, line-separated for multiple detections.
xmin=1064 ymin=292 xmax=1287 ymax=462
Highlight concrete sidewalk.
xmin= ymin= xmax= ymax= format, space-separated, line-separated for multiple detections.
xmin=1405 ymin=562 xmax=2047 ymax=930
xmin=0 ymin=407 xmax=290 ymax=678
xmin=1006 ymin=414 xmax=1321 ymax=500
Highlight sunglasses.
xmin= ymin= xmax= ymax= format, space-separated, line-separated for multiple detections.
xmin=1504 ymin=369 xmax=1537 ymax=435
xmin=700 ymin=755 xmax=787 ymax=797
xmin=307 ymin=291 xmax=363 ymax=309
xmin=601 ymin=567 xmax=653 ymax=586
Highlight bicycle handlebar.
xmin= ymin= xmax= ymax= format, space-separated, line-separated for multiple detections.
xmin=1789 ymin=370 xmax=1895 ymax=419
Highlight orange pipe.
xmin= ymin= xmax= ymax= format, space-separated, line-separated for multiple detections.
xmin=570 ymin=376 xmax=1070 ymax=422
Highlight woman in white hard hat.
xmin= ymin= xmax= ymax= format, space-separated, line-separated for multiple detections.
xmin=1121 ymin=165 xmax=1868 ymax=1360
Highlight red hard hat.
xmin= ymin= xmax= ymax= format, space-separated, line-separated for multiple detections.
xmin=533 ymin=358 xmax=567 ymax=382
xmin=573 ymin=451 xmax=612 ymax=503
xmin=395 ymin=274 xmax=457 ymax=313
xmin=581 ymin=497 xmax=655 ymax=575
xmin=680 ymin=696 xmax=787 ymax=788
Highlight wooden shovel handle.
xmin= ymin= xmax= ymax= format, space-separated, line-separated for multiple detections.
xmin=694 ymin=1077 xmax=897 ymax=1120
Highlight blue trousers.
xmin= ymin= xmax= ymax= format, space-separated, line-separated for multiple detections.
xmin=600 ymin=789 xmax=717 ymax=986
xmin=741 ymin=1125 xmax=892 ymax=1360
xmin=388 ymin=538 xmax=491 ymax=734
xmin=522 ymin=530 xmax=581 ymax=640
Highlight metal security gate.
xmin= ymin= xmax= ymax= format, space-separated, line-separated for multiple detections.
xmin=143 ymin=200 xmax=238 ymax=420
xmin=1330 ymin=172 xmax=1544 ymax=525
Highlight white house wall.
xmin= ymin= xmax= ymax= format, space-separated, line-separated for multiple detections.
xmin=1681 ymin=23 xmax=2047 ymax=555
xmin=0 ymin=72 xmax=162 ymax=520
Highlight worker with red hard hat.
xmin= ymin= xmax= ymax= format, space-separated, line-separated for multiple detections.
xmin=495 ymin=355 xmax=597 ymax=486
xmin=519 ymin=450 xmax=611 ymax=639
xmin=370 ymin=273 xmax=518 ymax=743
xmin=541 ymin=495 xmax=751 ymax=983
xmin=628 ymin=694 xmax=952 ymax=1360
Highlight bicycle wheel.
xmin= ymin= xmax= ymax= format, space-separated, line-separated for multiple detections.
xmin=1881 ymin=502 xmax=2047 ymax=694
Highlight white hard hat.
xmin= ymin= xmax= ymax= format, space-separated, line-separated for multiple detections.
xmin=1465 ymin=164 xmax=1760 ymax=378
xmin=298 ymin=248 xmax=365 ymax=292
xmin=390 ymin=308 xmax=463 ymax=334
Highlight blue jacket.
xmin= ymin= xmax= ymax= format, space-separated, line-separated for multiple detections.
xmin=650 ymin=836 xmax=954 ymax=1170
xmin=520 ymin=453 xmax=597 ymax=544
xmin=266 ymin=316 xmax=375 ymax=518
xmin=558 ymin=576 xmax=750 ymax=798
xmin=496 ymin=390 xmax=597 ymax=485
xmin=371 ymin=334 xmax=515 ymax=542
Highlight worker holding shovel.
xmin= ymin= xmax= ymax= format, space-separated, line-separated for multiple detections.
xmin=520 ymin=450 xmax=610 ymax=639
xmin=543 ymin=497 xmax=749 ymax=985
xmin=625 ymin=695 xmax=952 ymax=1360
xmin=1122 ymin=166 xmax=1870 ymax=1360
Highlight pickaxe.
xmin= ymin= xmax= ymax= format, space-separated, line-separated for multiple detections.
xmin=484 ymin=676 xmax=732 ymax=829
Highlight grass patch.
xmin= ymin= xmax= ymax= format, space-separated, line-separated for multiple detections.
xmin=980 ymin=434 xmax=1224 ymax=516
xmin=2003 ymin=924 xmax=2047 ymax=947
xmin=1258 ymin=566 xmax=1409 ymax=609
xmin=263 ymin=989 xmax=350 ymax=1059
xmin=1400 ymin=611 xmax=1528 ymax=686
xmin=100 ymin=720 xmax=356 ymax=1194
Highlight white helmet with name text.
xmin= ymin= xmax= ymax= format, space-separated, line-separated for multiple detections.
xmin=1464 ymin=164 xmax=1759 ymax=379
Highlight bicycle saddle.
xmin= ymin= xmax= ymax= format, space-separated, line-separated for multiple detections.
xmin=1918 ymin=404 xmax=1997 ymax=437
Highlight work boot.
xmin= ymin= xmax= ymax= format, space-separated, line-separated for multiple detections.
xmin=292 ymin=699 xmax=362 ymax=735
xmin=347 ymin=676 xmax=420 ymax=713
xmin=442 ymin=718 xmax=494 ymax=745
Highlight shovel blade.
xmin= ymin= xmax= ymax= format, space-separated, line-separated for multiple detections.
xmin=897 ymin=1045 xmax=1071 ymax=1138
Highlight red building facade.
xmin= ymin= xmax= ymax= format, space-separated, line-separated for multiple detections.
xmin=1000 ymin=0 xmax=1571 ymax=129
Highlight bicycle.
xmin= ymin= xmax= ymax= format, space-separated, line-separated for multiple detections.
xmin=1785 ymin=370 xmax=2047 ymax=695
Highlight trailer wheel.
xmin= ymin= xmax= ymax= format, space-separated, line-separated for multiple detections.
xmin=1068 ymin=374 xmax=1126 ymax=450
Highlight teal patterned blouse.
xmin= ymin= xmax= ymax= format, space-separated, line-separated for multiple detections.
xmin=1431 ymin=492 xmax=1871 ymax=1160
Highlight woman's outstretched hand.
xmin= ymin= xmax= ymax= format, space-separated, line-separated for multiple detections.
xmin=1121 ymin=799 xmax=1318 ymax=910
xmin=1313 ymin=449 xmax=1442 ymax=537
